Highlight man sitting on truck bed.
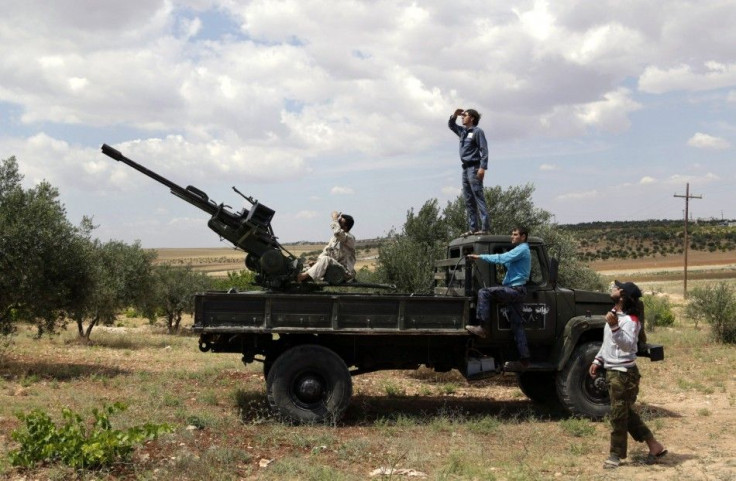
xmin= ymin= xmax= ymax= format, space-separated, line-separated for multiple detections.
xmin=297 ymin=211 xmax=356 ymax=283
xmin=466 ymin=227 xmax=531 ymax=367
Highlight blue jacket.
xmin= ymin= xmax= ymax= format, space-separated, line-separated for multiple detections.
xmin=448 ymin=116 xmax=488 ymax=169
xmin=477 ymin=242 xmax=530 ymax=287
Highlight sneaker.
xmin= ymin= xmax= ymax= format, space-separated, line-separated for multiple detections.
xmin=603 ymin=454 xmax=620 ymax=469
xmin=465 ymin=325 xmax=487 ymax=338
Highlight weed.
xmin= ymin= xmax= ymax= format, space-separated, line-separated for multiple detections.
xmin=466 ymin=415 xmax=502 ymax=434
xmin=8 ymin=402 xmax=172 ymax=469
xmin=439 ymin=383 xmax=459 ymax=394
xmin=382 ymin=380 xmax=406 ymax=397
xmin=198 ymin=389 xmax=219 ymax=406
xmin=559 ymin=418 xmax=595 ymax=437
xmin=697 ymin=408 xmax=712 ymax=417
xmin=19 ymin=374 xmax=40 ymax=387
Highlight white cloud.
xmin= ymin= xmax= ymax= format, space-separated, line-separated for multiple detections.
xmin=295 ymin=210 xmax=318 ymax=219
xmin=330 ymin=186 xmax=354 ymax=195
xmin=687 ymin=133 xmax=731 ymax=150
xmin=3 ymin=1 xmax=736 ymax=244
xmin=557 ymin=190 xmax=598 ymax=201
xmin=639 ymin=62 xmax=736 ymax=94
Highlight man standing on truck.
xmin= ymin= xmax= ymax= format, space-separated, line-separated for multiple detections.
xmin=465 ymin=227 xmax=531 ymax=367
xmin=589 ymin=280 xmax=667 ymax=469
xmin=448 ymin=108 xmax=490 ymax=235
xmin=297 ymin=211 xmax=356 ymax=283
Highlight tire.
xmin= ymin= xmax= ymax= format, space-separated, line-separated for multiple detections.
xmin=517 ymin=371 xmax=559 ymax=405
xmin=266 ymin=344 xmax=352 ymax=424
xmin=556 ymin=341 xmax=610 ymax=420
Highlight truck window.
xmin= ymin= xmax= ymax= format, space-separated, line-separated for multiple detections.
xmin=490 ymin=244 xmax=546 ymax=287
xmin=529 ymin=247 xmax=545 ymax=286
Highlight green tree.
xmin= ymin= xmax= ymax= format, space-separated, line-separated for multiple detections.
xmin=376 ymin=184 xmax=602 ymax=293
xmin=686 ymin=283 xmax=736 ymax=344
xmin=68 ymin=240 xmax=157 ymax=340
xmin=443 ymin=183 xmax=553 ymax=237
xmin=376 ymin=200 xmax=446 ymax=293
xmin=150 ymin=264 xmax=213 ymax=333
xmin=0 ymin=156 xmax=93 ymax=338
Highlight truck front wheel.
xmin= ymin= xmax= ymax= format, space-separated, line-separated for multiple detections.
xmin=266 ymin=344 xmax=352 ymax=424
xmin=556 ymin=341 xmax=610 ymax=420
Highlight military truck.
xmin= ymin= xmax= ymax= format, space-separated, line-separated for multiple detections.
xmin=102 ymin=144 xmax=664 ymax=425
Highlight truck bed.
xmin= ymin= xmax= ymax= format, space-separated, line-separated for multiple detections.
xmin=193 ymin=291 xmax=470 ymax=335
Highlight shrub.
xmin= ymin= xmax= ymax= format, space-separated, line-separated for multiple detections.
xmin=211 ymin=269 xmax=258 ymax=291
xmin=8 ymin=402 xmax=172 ymax=469
xmin=642 ymin=294 xmax=676 ymax=330
xmin=685 ymin=282 xmax=736 ymax=344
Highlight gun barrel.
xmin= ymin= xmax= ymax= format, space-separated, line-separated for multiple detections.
xmin=102 ymin=144 xmax=185 ymax=195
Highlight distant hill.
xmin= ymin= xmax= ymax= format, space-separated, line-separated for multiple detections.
xmin=559 ymin=219 xmax=736 ymax=261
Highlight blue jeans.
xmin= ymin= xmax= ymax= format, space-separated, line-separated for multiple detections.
xmin=477 ymin=285 xmax=530 ymax=359
xmin=461 ymin=166 xmax=490 ymax=232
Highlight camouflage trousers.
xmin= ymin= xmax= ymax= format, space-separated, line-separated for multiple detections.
xmin=606 ymin=366 xmax=653 ymax=459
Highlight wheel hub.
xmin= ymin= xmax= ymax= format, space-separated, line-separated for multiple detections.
xmin=294 ymin=374 xmax=325 ymax=404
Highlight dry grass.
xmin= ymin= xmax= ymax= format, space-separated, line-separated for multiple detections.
xmin=1 ymin=256 xmax=735 ymax=480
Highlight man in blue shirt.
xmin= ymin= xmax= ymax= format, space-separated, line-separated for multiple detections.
xmin=466 ymin=227 xmax=531 ymax=367
xmin=448 ymin=108 xmax=490 ymax=235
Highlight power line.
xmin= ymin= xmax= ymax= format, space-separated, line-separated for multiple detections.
xmin=673 ymin=183 xmax=702 ymax=298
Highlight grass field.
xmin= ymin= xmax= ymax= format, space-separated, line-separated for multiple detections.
xmin=1 ymin=252 xmax=735 ymax=480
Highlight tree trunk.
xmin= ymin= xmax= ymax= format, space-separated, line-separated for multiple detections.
xmin=173 ymin=311 xmax=182 ymax=333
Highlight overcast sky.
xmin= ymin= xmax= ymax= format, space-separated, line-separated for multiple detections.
xmin=2 ymin=1 xmax=735 ymax=247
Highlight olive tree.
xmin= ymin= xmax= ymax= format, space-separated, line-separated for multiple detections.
xmin=0 ymin=156 xmax=94 ymax=338
xmin=376 ymin=200 xmax=447 ymax=293
xmin=149 ymin=264 xmax=213 ymax=333
xmin=376 ymin=184 xmax=603 ymax=292
xmin=68 ymin=240 xmax=157 ymax=340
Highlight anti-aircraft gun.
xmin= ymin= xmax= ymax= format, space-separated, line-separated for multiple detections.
xmin=101 ymin=144 xmax=302 ymax=289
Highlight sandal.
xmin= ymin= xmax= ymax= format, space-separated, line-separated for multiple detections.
xmin=461 ymin=231 xmax=473 ymax=236
xmin=645 ymin=449 xmax=667 ymax=465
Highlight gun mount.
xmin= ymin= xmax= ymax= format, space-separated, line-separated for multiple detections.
xmin=101 ymin=144 xmax=302 ymax=289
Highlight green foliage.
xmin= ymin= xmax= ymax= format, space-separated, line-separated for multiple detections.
xmin=377 ymin=184 xmax=601 ymax=292
xmin=8 ymin=402 xmax=172 ymax=470
xmin=686 ymin=282 xmax=736 ymax=344
xmin=210 ymin=269 xmax=258 ymax=291
xmin=559 ymin=418 xmax=595 ymax=437
xmin=149 ymin=264 xmax=213 ymax=333
xmin=69 ymin=239 xmax=158 ymax=340
xmin=376 ymin=200 xmax=446 ymax=293
xmin=642 ymin=294 xmax=676 ymax=330
xmin=1 ymin=155 xmax=94 ymax=337
xmin=443 ymin=183 xmax=553 ymax=237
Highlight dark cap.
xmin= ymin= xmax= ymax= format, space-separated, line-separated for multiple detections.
xmin=614 ymin=280 xmax=642 ymax=299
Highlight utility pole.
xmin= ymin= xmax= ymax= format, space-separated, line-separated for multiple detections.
xmin=674 ymin=183 xmax=702 ymax=298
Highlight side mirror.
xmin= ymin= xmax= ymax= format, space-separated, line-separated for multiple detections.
xmin=549 ymin=258 xmax=559 ymax=288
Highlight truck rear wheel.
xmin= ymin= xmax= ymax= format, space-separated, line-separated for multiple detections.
xmin=556 ymin=341 xmax=610 ymax=420
xmin=266 ymin=344 xmax=352 ymax=424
